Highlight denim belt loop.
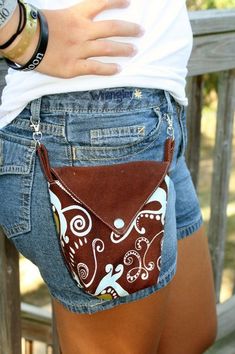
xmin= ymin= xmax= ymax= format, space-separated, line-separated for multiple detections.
xmin=30 ymin=97 xmax=42 ymax=126
xmin=164 ymin=91 xmax=174 ymax=116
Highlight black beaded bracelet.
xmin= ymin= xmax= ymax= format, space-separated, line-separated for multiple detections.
xmin=5 ymin=5 xmax=48 ymax=71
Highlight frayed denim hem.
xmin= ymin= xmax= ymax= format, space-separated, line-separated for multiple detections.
xmin=50 ymin=259 xmax=177 ymax=315
xmin=177 ymin=215 xmax=203 ymax=240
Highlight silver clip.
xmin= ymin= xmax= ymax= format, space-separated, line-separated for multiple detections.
xmin=164 ymin=113 xmax=175 ymax=140
xmin=30 ymin=116 xmax=42 ymax=146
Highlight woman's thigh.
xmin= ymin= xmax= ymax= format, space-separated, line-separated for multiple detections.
xmin=157 ymin=225 xmax=218 ymax=354
xmin=53 ymin=283 xmax=171 ymax=354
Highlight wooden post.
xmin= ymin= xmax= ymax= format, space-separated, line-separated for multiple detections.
xmin=232 ymin=272 xmax=235 ymax=295
xmin=185 ymin=75 xmax=204 ymax=189
xmin=208 ymin=70 xmax=235 ymax=302
xmin=25 ymin=340 xmax=33 ymax=354
xmin=0 ymin=229 xmax=22 ymax=354
xmin=216 ymin=295 xmax=235 ymax=340
xmin=52 ymin=303 xmax=61 ymax=354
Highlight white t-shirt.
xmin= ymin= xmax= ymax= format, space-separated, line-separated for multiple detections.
xmin=0 ymin=0 xmax=193 ymax=129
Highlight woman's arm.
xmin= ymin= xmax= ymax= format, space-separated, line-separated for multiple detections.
xmin=0 ymin=0 xmax=17 ymax=29
xmin=0 ymin=0 xmax=19 ymax=44
xmin=0 ymin=0 xmax=143 ymax=77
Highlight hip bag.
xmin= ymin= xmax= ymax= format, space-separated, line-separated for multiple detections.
xmin=31 ymin=104 xmax=175 ymax=301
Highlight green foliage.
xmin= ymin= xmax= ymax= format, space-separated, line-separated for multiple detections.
xmin=187 ymin=0 xmax=235 ymax=10
xmin=202 ymin=74 xmax=218 ymax=107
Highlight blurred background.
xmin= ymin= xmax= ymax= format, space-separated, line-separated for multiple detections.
xmin=188 ymin=0 xmax=235 ymax=9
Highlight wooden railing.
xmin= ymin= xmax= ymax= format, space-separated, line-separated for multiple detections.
xmin=0 ymin=8 xmax=235 ymax=354
xmin=187 ymin=9 xmax=235 ymax=303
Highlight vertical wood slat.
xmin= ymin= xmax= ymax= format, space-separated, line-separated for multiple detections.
xmin=233 ymin=276 xmax=235 ymax=295
xmin=24 ymin=340 xmax=33 ymax=354
xmin=0 ymin=229 xmax=22 ymax=354
xmin=185 ymin=75 xmax=204 ymax=189
xmin=208 ymin=69 xmax=235 ymax=302
xmin=47 ymin=345 xmax=53 ymax=354
xmin=52 ymin=304 xmax=61 ymax=354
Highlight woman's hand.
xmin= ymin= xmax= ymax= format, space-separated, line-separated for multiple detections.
xmin=16 ymin=0 xmax=143 ymax=78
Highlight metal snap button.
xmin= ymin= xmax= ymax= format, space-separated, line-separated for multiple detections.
xmin=114 ymin=218 xmax=125 ymax=229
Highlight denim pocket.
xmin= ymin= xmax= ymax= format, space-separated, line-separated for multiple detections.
xmin=90 ymin=123 xmax=146 ymax=147
xmin=0 ymin=133 xmax=35 ymax=238
xmin=71 ymin=106 xmax=163 ymax=164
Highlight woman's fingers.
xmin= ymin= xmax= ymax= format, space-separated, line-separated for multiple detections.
xmin=83 ymin=0 xmax=130 ymax=19
xmin=79 ymin=40 xmax=137 ymax=59
xmin=15 ymin=0 xmax=144 ymax=78
xmin=90 ymin=20 xmax=143 ymax=39
xmin=72 ymin=59 xmax=121 ymax=76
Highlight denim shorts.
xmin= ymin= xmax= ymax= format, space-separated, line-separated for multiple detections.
xmin=0 ymin=87 xmax=203 ymax=314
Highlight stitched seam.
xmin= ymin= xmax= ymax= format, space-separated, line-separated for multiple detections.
xmin=176 ymin=216 xmax=203 ymax=233
xmin=50 ymin=254 xmax=177 ymax=309
xmin=10 ymin=118 xmax=65 ymax=137
xmin=3 ymin=222 xmax=29 ymax=238
xmin=0 ymin=131 xmax=35 ymax=147
xmin=73 ymin=137 xmax=159 ymax=161
xmin=51 ymin=260 xmax=177 ymax=310
xmin=0 ymin=139 xmax=3 ymax=166
xmin=0 ymin=145 xmax=34 ymax=174
xmin=158 ymin=260 xmax=176 ymax=282
xmin=0 ymin=150 xmax=36 ymax=238
xmin=39 ymin=103 xmax=165 ymax=114
xmin=90 ymin=125 xmax=145 ymax=140
xmin=72 ymin=114 xmax=163 ymax=161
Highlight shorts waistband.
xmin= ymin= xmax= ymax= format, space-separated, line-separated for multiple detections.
xmin=28 ymin=87 xmax=176 ymax=115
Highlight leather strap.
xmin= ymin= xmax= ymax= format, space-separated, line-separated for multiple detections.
xmin=164 ymin=138 xmax=175 ymax=164
xmin=36 ymin=143 xmax=54 ymax=183
xmin=37 ymin=138 xmax=174 ymax=183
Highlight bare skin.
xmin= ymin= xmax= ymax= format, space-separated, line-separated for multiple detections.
xmin=157 ymin=225 xmax=218 ymax=354
xmin=0 ymin=0 xmax=144 ymax=77
xmin=53 ymin=281 xmax=171 ymax=354
xmin=53 ymin=225 xmax=217 ymax=354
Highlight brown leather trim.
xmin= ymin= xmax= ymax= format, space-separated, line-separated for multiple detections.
xmin=37 ymin=138 xmax=173 ymax=235
xmin=36 ymin=144 xmax=54 ymax=183
xmin=164 ymin=138 xmax=175 ymax=163
xmin=51 ymin=159 xmax=169 ymax=235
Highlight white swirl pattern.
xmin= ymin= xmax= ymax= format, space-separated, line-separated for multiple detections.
xmin=77 ymin=238 xmax=105 ymax=288
xmin=110 ymin=182 xmax=168 ymax=244
xmin=48 ymin=175 xmax=170 ymax=299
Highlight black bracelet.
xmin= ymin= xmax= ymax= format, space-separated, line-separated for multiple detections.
xmin=0 ymin=0 xmax=26 ymax=50
xmin=5 ymin=6 xmax=48 ymax=71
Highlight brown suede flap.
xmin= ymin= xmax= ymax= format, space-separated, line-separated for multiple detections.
xmin=51 ymin=160 xmax=169 ymax=236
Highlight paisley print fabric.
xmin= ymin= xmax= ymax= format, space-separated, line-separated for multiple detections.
xmin=35 ymin=135 xmax=173 ymax=300
xmin=48 ymin=175 xmax=169 ymax=300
